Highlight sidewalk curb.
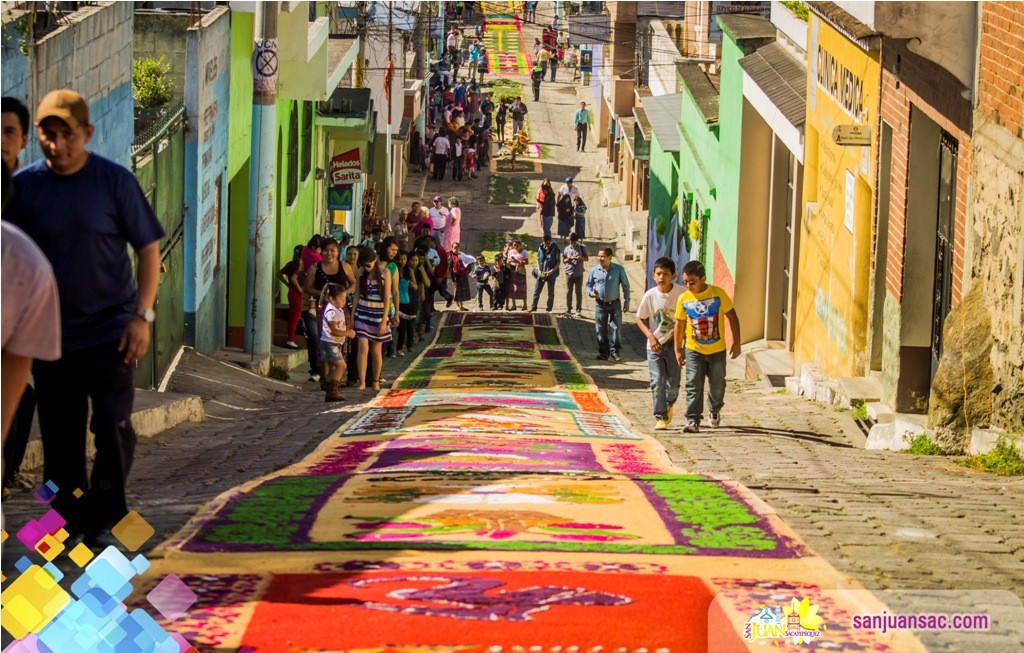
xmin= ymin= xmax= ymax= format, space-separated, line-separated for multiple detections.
xmin=18 ymin=389 xmax=205 ymax=472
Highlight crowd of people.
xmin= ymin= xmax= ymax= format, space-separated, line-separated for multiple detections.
xmin=411 ymin=23 xmax=497 ymax=184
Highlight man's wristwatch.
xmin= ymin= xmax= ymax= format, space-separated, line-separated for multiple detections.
xmin=135 ymin=307 xmax=156 ymax=323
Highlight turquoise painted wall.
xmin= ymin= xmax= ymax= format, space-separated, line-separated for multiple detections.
xmin=184 ymin=8 xmax=232 ymax=354
xmin=645 ymin=136 xmax=684 ymax=283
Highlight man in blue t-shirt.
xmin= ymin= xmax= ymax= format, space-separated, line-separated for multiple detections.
xmin=3 ymin=89 xmax=165 ymax=546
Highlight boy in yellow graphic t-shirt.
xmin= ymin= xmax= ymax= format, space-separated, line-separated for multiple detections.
xmin=673 ymin=260 xmax=741 ymax=433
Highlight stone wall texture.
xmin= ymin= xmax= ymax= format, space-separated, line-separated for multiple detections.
xmin=962 ymin=2 xmax=1024 ymax=434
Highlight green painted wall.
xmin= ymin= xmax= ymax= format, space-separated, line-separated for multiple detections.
xmin=226 ymin=11 xmax=318 ymax=331
xmin=648 ymin=138 xmax=677 ymax=232
xmin=227 ymin=12 xmax=253 ymax=333
xmin=228 ymin=11 xmax=254 ymax=180
xmin=676 ymin=83 xmax=720 ymax=271
xmin=712 ymin=32 xmax=746 ymax=286
xmin=227 ymin=161 xmax=250 ymax=328
xmin=276 ymin=98 xmax=318 ymax=299
xmin=645 ymin=136 xmax=683 ymax=283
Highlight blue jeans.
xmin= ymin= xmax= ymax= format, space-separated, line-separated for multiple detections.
xmin=594 ymin=299 xmax=621 ymax=357
xmin=541 ymin=214 xmax=554 ymax=239
xmin=531 ymin=272 xmax=558 ymax=311
xmin=684 ymin=349 xmax=727 ymax=422
xmin=647 ymin=347 xmax=681 ymax=419
xmin=301 ymin=311 xmax=321 ymax=374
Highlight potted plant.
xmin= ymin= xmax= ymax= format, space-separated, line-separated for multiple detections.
xmin=132 ymin=56 xmax=175 ymax=135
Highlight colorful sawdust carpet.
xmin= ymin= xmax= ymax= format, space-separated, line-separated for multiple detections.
xmin=482 ymin=3 xmax=532 ymax=75
xmin=139 ymin=311 xmax=924 ymax=652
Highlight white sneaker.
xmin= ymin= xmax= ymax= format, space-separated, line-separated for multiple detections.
xmin=682 ymin=421 xmax=700 ymax=433
xmin=710 ymin=413 xmax=721 ymax=428
xmin=309 ymin=373 xmax=321 ymax=382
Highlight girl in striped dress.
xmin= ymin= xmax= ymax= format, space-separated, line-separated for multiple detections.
xmin=353 ymin=246 xmax=393 ymax=391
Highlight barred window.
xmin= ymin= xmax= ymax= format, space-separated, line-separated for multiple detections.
xmin=287 ymin=102 xmax=299 ymax=205
xmin=301 ymin=101 xmax=313 ymax=181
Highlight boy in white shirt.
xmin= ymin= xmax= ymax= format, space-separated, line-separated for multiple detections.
xmin=635 ymin=257 xmax=685 ymax=430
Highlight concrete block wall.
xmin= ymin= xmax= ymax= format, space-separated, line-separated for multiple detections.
xmin=2 ymin=21 xmax=30 ymax=101
xmin=134 ymin=12 xmax=193 ymax=99
xmin=23 ymin=2 xmax=134 ymax=168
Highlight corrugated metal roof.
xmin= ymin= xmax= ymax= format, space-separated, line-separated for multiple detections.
xmin=633 ymin=106 xmax=652 ymax=141
xmin=677 ymin=64 xmax=719 ymax=125
xmin=642 ymin=93 xmax=682 ymax=152
xmin=808 ymin=2 xmax=879 ymax=42
xmin=739 ymin=42 xmax=807 ymax=128
xmin=619 ymin=116 xmax=637 ymax=155
xmin=717 ymin=14 xmax=776 ymax=42
xmin=637 ymin=2 xmax=688 ymax=18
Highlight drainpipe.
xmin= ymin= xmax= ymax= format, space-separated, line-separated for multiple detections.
xmin=244 ymin=1 xmax=279 ymax=356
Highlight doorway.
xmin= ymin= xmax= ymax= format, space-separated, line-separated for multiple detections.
xmin=930 ymin=131 xmax=958 ymax=381
xmin=870 ymin=121 xmax=893 ymax=371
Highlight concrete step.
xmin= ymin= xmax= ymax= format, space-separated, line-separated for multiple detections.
xmin=18 ymin=389 xmax=204 ymax=472
xmin=744 ymin=341 xmax=793 ymax=387
xmin=866 ymin=412 xmax=930 ymax=451
xmin=837 ymin=375 xmax=883 ymax=408
xmin=215 ymin=345 xmax=309 ymax=376
xmin=866 ymin=401 xmax=895 ymax=424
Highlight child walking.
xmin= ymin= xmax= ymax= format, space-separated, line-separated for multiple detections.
xmin=320 ymin=283 xmax=356 ymax=402
xmin=491 ymin=253 xmax=506 ymax=310
xmin=473 ymin=255 xmax=493 ymax=309
xmin=636 ymin=257 xmax=685 ymax=430
xmin=673 ymin=260 xmax=742 ymax=432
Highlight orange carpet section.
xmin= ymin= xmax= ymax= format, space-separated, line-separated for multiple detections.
xmin=241 ymin=571 xmax=739 ymax=652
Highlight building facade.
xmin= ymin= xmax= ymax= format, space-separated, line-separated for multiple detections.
xmin=793 ymin=5 xmax=881 ymax=378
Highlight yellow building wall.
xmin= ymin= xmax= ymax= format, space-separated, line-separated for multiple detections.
xmin=794 ymin=17 xmax=880 ymax=377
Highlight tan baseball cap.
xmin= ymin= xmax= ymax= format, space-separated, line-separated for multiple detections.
xmin=35 ymin=89 xmax=90 ymax=130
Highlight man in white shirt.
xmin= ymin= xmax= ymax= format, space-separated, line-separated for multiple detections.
xmin=557 ymin=176 xmax=580 ymax=202
xmin=428 ymin=196 xmax=450 ymax=244
xmin=446 ymin=29 xmax=458 ymax=59
xmin=431 ymin=132 xmax=451 ymax=181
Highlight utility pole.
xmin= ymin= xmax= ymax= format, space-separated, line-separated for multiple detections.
xmin=245 ymin=1 xmax=279 ymax=356
xmin=388 ymin=1 xmax=394 ymax=127
xmin=414 ymin=1 xmax=427 ymax=139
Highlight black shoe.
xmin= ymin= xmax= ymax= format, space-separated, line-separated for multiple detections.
xmin=595 ymin=354 xmax=608 ymax=360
